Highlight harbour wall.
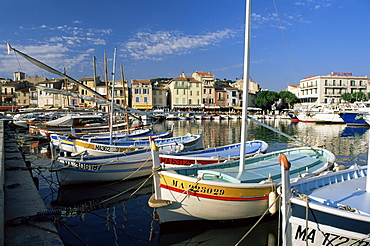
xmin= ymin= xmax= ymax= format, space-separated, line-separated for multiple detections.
xmin=0 ymin=121 xmax=63 ymax=245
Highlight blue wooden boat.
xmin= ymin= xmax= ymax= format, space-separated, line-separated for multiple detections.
xmin=159 ymin=140 xmax=268 ymax=166
xmin=50 ymin=129 xmax=203 ymax=156
xmin=281 ymin=162 xmax=370 ymax=245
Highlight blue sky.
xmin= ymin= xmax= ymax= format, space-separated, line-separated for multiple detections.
xmin=1 ymin=0 xmax=369 ymax=91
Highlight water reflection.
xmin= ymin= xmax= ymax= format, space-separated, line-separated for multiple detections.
xmin=19 ymin=119 xmax=369 ymax=245
xmin=340 ymin=126 xmax=369 ymax=138
xmin=158 ymin=217 xmax=278 ymax=246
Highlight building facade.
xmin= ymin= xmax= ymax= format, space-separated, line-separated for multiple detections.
xmin=131 ymin=79 xmax=153 ymax=110
xmin=169 ymin=73 xmax=202 ymax=110
xmin=298 ymin=72 xmax=370 ymax=105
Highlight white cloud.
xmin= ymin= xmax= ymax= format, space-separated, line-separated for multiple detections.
xmin=121 ymin=29 xmax=236 ymax=60
xmin=294 ymin=0 xmax=332 ymax=9
xmin=0 ymin=43 xmax=92 ymax=79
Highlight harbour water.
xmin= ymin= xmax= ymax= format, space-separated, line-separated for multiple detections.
xmin=19 ymin=118 xmax=369 ymax=245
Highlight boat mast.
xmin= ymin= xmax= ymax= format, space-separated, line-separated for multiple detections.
xmin=104 ymin=51 xmax=110 ymax=128
xmin=366 ymin=132 xmax=370 ymax=192
xmin=93 ymin=56 xmax=98 ymax=109
xmin=120 ymin=65 xmax=130 ymax=134
xmin=63 ymin=67 xmax=69 ymax=107
xmin=237 ymin=0 xmax=251 ymax=179
xmin=109 ymin=47 xmax=117 ymax=145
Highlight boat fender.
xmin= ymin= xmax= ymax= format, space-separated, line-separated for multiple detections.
xmin=333 ymin=163 xmax=345 ymax=172
xmin=148 ymin=194 xmax=172 ymax=208
xmin=268 ymin=191 xmax=277 ymax=215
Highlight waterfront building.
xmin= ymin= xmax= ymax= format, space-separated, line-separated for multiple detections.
xmin=193 ymin=71 xmax=216 ymax=110
xmin=152 ymin=81 xmax=169 ymax=110
xmin=35 ymin=79 xmax=64 ymax=108
xmin=0 ymin=80 xmax=30 ymax=107
xmin=15 ymin=87 xmax=30 ymax=107
xmin=131 ymin=79 xmax=153 ymax=110
xmin=29 ymin=86 xmax=38 ymax=108
xmin=169 ymin=72 xmax=202 ymax=110
xmin=1 ymin=81 xmax=21 ymax=106
xmin=298 ymin=72 xmax=370 ymax=105
xmin=111 ymin=79 xmax=130 ymax=109
xmin=231 ymin=78 xmax=260 ymax=107
xmin=78 ymin=77 xmax=102 ymax=108
xmin=225 ymin=87 xmax=242 ymax=109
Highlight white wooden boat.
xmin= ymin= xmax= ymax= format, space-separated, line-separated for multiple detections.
xmin=149 ymin=143 xmax=335 ymax=224
xmin=51 ymin=149 xmax=158 ymax=185
xmin=50 ymin=130 xmax=203 ymax=156
xmin=281 ymin=163 xmax=370 ymax=245
xmin=29 ymin=114 xmax=130 ymax=136
xmin=159 ymin=140 xmax=268 ymax=167
xmin=12 ymin=113 xmax=43 ymax=128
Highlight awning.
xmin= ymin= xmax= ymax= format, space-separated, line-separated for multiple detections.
xmin=233 ymin=106 xmax=243 ymax=110
xmin=0 ymin=106 xmax=22 ymax=110
xmin=133 ymin=105 xmax=153 ymax=110
xmin=153 ymin=106 xmax=169 ymax=108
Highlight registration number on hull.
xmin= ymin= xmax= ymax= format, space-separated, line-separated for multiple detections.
xmin=63 ymin=161 xmax=102 ymax=171
xmin=95 ymin=145 xmax=119 ymax=152
xmin=292 ymin=224 xmax=369 ymax=246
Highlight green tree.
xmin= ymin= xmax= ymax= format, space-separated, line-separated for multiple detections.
xmin=340 ymin=93 xmax=352 ymax=102
xmin=278 ymin=91 xmax=298 ymax=109
xmin=255 ymin=91 xmax=279 ymax=110
xmin=341 ymin=92 xmax=367 ymax=103
xmin=352 ymin=92 xmax=367 ymax=102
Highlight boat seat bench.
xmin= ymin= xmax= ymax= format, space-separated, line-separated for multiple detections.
xmin=198 ymin=154 xmax=322 ymax=183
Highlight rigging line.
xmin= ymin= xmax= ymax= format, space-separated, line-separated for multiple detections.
xmin=14 ymin=51 xmax=23 ymax=72
xmin=272 ymin=0 xmax=297 ymax=85
xmin=96 ymin=59 xmax=105 ymax=80
xmin=248 ymin=116 xmax=311 ymax=147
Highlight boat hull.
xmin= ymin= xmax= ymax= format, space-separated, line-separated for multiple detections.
xmin=311 ymin=112 xmax=344 ymax=123
xmin=151 ymin=171 xmax=273 ymax=223
xmin=288 ymin=201 xmax=370 ymax=245
xmin=285 ymin=166 xmax=370 ymax=245
xmin=159 ymin=140 xmax=268 ymax=166
xmin=50 ymin=131 xmax=203 ymax=156
xmin=151 ymin=147 xmax=335 ymax=224
xmin=338 ymin=112 xmax=368 ymax=126
xmin=53 ymin=159 xmax=153 ymax=185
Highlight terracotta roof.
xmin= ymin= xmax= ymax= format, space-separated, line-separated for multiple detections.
xmin=79 ymin=77 xmax=95 ymax=81
xmin=131 ymin=79 xmax=150 ymax=84
xmin=196 ymin=72 xmax=213 ymax=76
xmin=172 ymin=77 xmax=200 ymax=82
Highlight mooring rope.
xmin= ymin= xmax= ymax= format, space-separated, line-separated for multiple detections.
xmin=235 ymin=193 xmax=281 ymax=246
